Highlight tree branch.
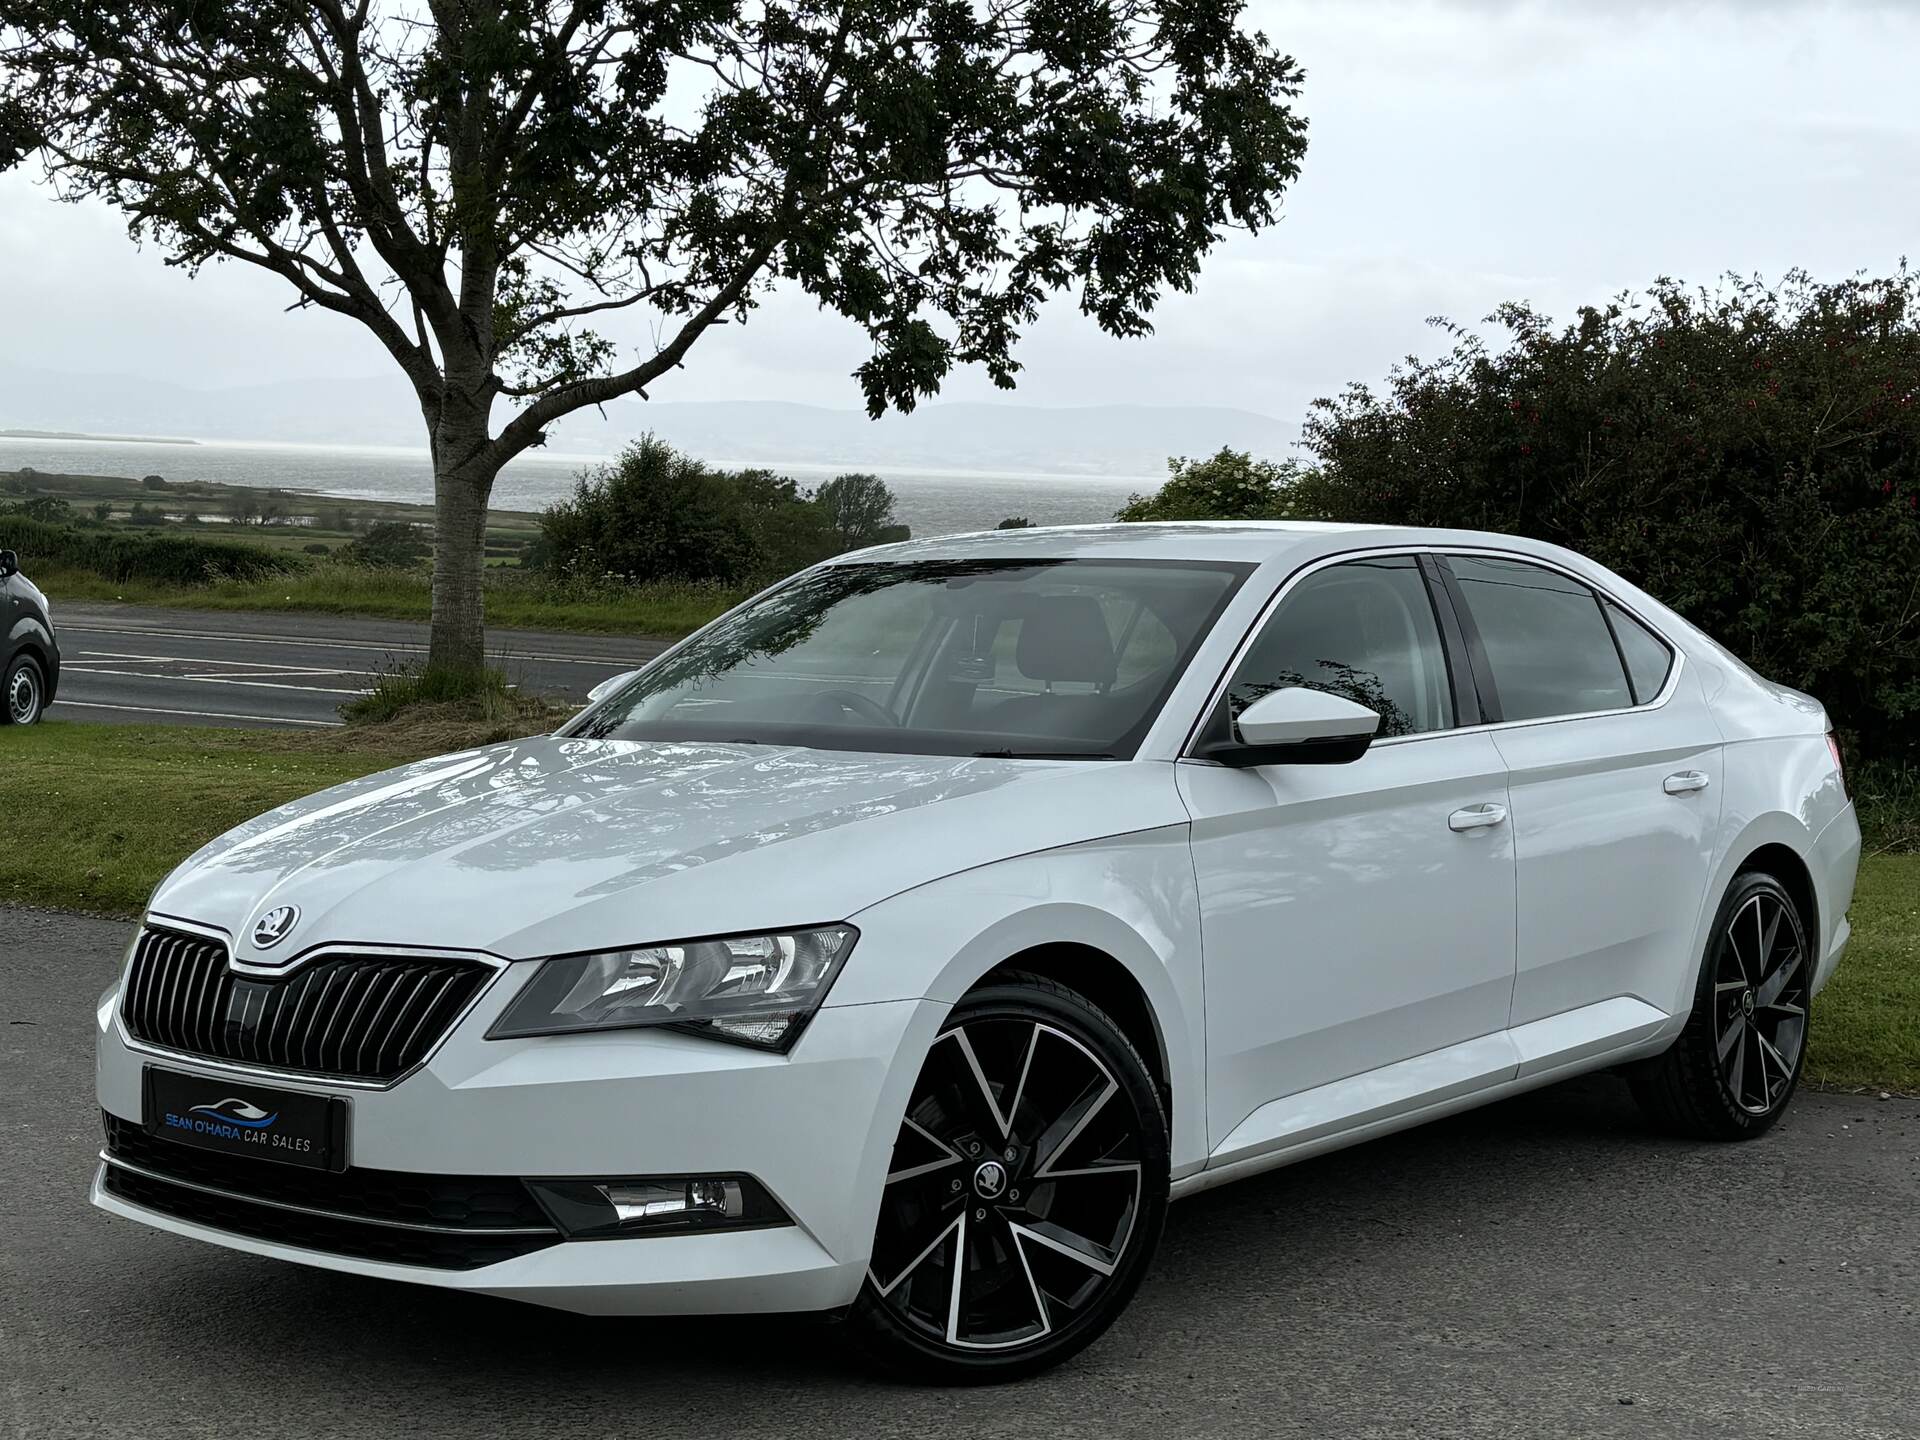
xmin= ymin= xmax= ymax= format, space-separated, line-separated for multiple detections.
xmin=488 ymin=235 xmax=778 ymax=467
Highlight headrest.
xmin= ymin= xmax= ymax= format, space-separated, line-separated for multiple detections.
xmin=1015 ymin=594 xmax=1117 ymax=687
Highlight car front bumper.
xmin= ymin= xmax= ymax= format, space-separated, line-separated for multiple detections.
xmin=93 ymin=968 xmax=944 ymax=1315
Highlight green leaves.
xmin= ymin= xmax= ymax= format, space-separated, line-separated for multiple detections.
xmin=1116 ymin=448 xmax=1304 ymax=521
xmin=2 ymin=0 xmax=1308 ymax=429
xmin=536 ymin=437 xmax=907 ymax=587
xmin=1 ymin=0 xmax=1307 ymax=669
xmin=1295 ymin=269 xmax=1920 ymax=763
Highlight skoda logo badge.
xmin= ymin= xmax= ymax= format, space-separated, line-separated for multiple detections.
xmin=972 ymin=1160 xmax=1009 ymax=1200
xmin=252 ymin=905 xmax=300 ymax=950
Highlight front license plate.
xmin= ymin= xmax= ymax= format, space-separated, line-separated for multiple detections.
xmin=143 ymin=1066 xmax=347 ymax=1172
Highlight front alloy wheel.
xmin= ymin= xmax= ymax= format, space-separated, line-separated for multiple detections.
xmin=853 ymin=974 xmax=1168 ymax=1381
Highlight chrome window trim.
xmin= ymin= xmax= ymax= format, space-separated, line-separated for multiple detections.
xmin=97 ymin=1154 xmax=556 ymax=1237
xmin=118 ymin=918 xmax=508 ymax=1092
xmin=1179 ymin=543 xmax=1687 ymax=761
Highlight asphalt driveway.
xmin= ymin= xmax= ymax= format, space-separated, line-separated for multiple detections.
xmin=4 ymin=904 xmax=1915 ymax=1439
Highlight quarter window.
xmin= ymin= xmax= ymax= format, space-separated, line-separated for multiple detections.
xmin=1604 ymin=600 xmax=1674 ymax=705
xmin=1447 ymin=555 xmax=1632 ymax=722
xmin=1226 ymin=555 xmax=1454 ymax=738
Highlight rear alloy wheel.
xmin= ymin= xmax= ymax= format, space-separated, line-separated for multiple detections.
xmin=1633 ymin=872 xmax=1811 ymax=1139
xmin=4 ymin=655 xmax=44 ymax=725
xmin=852 ymin=974 xmax=1168 ymax=1381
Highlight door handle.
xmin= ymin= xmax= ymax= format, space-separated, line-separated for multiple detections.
xmin=1663 ymin=770 xmax=1711 ymax=796
xmin=1448 ymin=803 xmax=1508 ymax=832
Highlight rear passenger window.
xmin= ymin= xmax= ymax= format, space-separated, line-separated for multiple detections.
xmin=1604 ymin=600 xmax=1674 ymax=704
xmin=1447 ymin=555 xmax=1632 ymax=722
xmin=1227 ymin=555 xmax=1454 ymax=737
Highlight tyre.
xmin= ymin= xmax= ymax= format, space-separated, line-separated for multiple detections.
xmin=3 ymin=653 xmax=45 ymax=725
xmin=851 ymin=971 xmax=1170 ymax=1382
xmin=1632 ymin=872 xmax=1812 ymax=1140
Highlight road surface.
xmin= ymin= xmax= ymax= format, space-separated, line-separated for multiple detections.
xmin=5 ymin=905 xmax=1915 ymax=1438
xmin=44 ymin=602 xmax=670 ymax=728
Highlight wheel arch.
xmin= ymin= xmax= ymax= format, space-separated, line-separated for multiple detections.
xmin=6 ymin=619 xmax=58 ymax=706
xmin=982 ymin=941 xmax=1171 ymax=1112
xmin=840 ymin=843 xmax=1208 ymax=1175
xmin=1673 ymin=811 xmax=1821 ymax=1017
xmin=5 ymin=635 xmax=54 ymax=715
xmin=1732 ymin=841 xmax=1818 ymax=951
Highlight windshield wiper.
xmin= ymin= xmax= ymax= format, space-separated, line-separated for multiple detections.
xmin=970 ymin=748 xmax=1116 ymax=760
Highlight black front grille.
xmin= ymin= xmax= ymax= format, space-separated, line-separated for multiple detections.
xmin=103 ymin=1115 xmax=562 ymax=1271
xmin=121 ymin=927 xmax=492 ymax=1082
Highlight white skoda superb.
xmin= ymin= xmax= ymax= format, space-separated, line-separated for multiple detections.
xmin=93 ymin=523 xmax=1860 ymax=1380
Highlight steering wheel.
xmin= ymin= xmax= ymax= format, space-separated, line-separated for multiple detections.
xmin=808 ymin=688 xmax=900 ymax=727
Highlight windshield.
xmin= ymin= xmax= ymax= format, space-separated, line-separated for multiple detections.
xmin=567 ymin=558 xmax=1250 ymax=758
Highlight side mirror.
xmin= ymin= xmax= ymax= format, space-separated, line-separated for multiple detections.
xmin=1197 ymin=687 xmax=1380 ymax=767
xmin=0 ymin=550 xmax=16 ymax=579
xmin=586 ymin=669 xmax=641 ymax=704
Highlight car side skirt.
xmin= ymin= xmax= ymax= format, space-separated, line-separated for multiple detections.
xmin=1173 ymin=996 xmax=1677 ymax=1201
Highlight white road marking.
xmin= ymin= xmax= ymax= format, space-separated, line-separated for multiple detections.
xmin=58 ymin=665 xmax=371 ymax=696
xmin=75 ymin=648 xmax=368 ymax=674
xmin=181 ymin=669 xmax=361 ymax=681
xmin=50 ymin=699 xmax=344 ymax=728
xmin=58 ymin=621 xmax=646 ymax=667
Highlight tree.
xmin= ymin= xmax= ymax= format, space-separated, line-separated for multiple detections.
xmin=543 ymin=438 xmax=765 ymax=585
xmin=814 ymin=472 xmax=906 ymax=550
xmin=540 ymin=436 xmax=861 ymax=585
xmin=1289 ymin=271 xmax=1920 ymax=762
xmin=339 ymin=519 xmax=431 ymax=567
xmin=1115 ymin=447 xmax=1301 ymax=521
xmin=0 ymin=2 xmax=1310 ymax=674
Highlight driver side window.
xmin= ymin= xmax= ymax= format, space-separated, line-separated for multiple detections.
xmin=1227 ymin=555 xmax=1455 ymax=738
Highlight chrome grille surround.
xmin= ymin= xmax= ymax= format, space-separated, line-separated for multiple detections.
xmin=119 ymin=920 xmax=501 ymax=1087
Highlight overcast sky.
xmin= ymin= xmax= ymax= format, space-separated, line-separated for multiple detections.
xmin=2 ymin=0 xmax=1916 ymax=430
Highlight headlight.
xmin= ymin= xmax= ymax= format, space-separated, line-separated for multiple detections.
xmin=487 ymin=925 xmax=857 ymax=1051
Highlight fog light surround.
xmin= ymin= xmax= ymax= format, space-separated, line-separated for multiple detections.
xmin=528 ymin=1174 xmax=790 ymax=1238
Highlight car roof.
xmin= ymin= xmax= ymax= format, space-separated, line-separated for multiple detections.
xmin=833 ymin=520 xmax=1577 ymax=568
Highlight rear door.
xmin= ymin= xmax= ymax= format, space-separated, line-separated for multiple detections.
xmin=1439 ymin=552 xmax=1723 ymax=1028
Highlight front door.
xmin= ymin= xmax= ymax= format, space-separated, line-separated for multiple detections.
xmin=1179 ymin=554 xmax=1518 ymax=1151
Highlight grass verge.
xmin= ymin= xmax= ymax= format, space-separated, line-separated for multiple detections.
xmin=2 ymin=719 xmax=1914 ymax=1091
xmin=1801 ymin=852 xmax=1919 ymax=1093
xmin=34 ymin=562 xmax=741 ymax=638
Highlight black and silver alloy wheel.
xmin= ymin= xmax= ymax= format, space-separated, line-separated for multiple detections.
xmin=853 ymin=974 xmax=1168 ymax=1380
xmin=1633 ymin=871 xmax=1811 ymax=1140
xmin=4 ymin=655 xmax=44 ymax=725
xmin=1712 ymin=887 xmax=1809 ymax=1115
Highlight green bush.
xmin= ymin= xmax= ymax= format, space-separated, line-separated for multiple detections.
xmin=1116 ymin=448 xmax=1303 ymax=521
xmin=0 ymin=515 xmax=302 ymax=585
xmin=539 ymin=437 xmax=907 ymax=586
xmin=1852 ymin=760 xmax=1920 ymax=855
xmin=338 ymin=520 xmax=430 ymax=568
xmin=1119 ymin=272 xmax=1920 ymax=764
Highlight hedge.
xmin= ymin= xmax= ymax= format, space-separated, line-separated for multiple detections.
xmin=0 ymin=516 xmax=303 ymax=585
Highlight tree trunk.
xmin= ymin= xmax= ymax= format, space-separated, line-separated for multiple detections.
xmin=429 ymin=460 xmax=493 ymax=675
xmin=427 ymin=380 xmax=499 ymax=676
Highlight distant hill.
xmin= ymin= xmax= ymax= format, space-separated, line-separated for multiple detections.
xmin=0 ymin=362 xmax=1296 ymax=476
